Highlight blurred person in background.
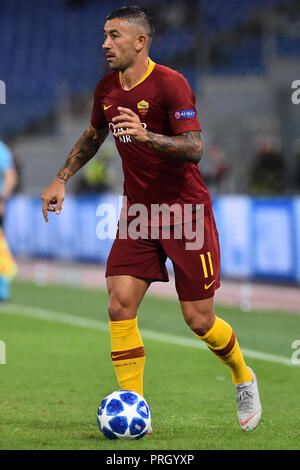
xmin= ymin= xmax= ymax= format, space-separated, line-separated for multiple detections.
xmin=201 ymin=139 xmax=229 ymax=194
xmin=249 ymin=137 xmax=286 ymax=195
xmin=75 ymin=143 xmax=114 ymax=194
xmin=0 ymin=140 xmax=18 ymax=302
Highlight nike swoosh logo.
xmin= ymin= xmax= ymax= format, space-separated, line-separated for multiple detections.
xmin=103 ymin=105 xmax=113 ymax=110
xmin=240 ymin=410 xmax=260 ymax=427
xmin=204 ymin=280 xmax=215 ymax=289
xmin=111 ymin=353 xmax=125 ymax=360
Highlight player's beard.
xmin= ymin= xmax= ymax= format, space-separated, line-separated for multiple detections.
xmin=108 ymin=61 xmax=123 ymax=71
xmin=106 ymin=53 xmax=135 ymax=72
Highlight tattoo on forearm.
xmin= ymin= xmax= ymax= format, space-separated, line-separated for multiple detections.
xmin=56 ymin=127 xmax=108 ymax=182
xmin=144 ymin=130 xmax=202 ymax=163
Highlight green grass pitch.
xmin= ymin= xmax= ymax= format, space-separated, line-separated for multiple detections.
xmin=0 ymin=280 xmax=300 ymax=450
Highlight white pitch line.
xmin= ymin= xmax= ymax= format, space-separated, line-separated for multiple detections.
xmin=0 ymin=303 xmax=295 ymax=367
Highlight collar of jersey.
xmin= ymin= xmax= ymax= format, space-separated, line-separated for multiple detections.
xmin=119 ymin=58 xmax=156 ymax=91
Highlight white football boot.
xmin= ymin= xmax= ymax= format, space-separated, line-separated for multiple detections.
xmin=147 ymin=424 xmax=152 ymax=435
xmin=235 ymin=367 xmax=262 ymax=431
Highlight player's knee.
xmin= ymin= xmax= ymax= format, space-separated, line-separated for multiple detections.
xmin=183 ymin=308 xmax=215 ymax=337
xmin=108 ymin=296 xmax=136 ymax=321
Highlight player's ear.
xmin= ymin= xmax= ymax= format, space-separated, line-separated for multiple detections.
xmin=135 ymin=34 xmax=147 ymax=52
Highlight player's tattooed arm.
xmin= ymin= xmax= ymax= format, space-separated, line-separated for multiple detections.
xmin=41 ymin=126 xmax=108 ymax=222
xmin=56 ymin=126 xmax=109 ymax=182
xmin=112 ymin=107 xmax=202 ymax=163
xmin=144 ymin=130 xmax=203 ymax=164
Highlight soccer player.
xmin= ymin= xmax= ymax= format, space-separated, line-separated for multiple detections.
xmin=0 ymin=140 xmax=18 ymax=301
xmin=41 ymin=5 xmax=262 ymax=431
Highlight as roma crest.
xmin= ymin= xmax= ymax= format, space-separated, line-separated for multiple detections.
xmin=137 ymin=100 xmax=149 ymax=116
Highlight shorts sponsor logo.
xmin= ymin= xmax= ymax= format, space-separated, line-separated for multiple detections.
xmin=174 ymin=109 xmax=196 ymax=119
xmin=103 ymin=104 xmax=113 ymax=110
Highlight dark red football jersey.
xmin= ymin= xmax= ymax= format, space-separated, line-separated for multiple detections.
xmin=90 ymin=58 xmax=212 ymax=225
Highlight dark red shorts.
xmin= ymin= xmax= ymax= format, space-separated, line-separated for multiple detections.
xmin=105 ymin=210 xmax=220 ymax=301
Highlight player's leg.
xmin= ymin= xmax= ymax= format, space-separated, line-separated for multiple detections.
xmin=106 ymin=274 xmax=151 ymax=397
xmin=105 ymin=225 xmax=168 ymax=397
xmin=180 ymin=296 xmax=253 ymax=385
xmin=161 ymin=211 xmax=261 ymax=430
xmin=181 ymin=297 xmax=261 ymax=430
xmin=168 ymin=211 xmax=252 ymax=384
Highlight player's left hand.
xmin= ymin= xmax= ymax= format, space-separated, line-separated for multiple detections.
xmin=112 ymin=107 xmax=148 ymax=143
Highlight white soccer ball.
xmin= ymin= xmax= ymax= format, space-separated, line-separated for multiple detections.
xmin=97 ymin=390 xmax=151 ymax=440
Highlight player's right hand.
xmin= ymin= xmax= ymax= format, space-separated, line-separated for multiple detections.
xmin=41 ymin=178 xmax=65 ymax=222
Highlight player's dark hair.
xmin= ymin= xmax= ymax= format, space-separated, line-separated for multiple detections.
xmin=107 ymin=5 xmax=155 ymax=45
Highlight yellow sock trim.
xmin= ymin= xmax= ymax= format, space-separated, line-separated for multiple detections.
xmin=194 ymin=316 xmax=253 ymax=385
xmin=109 ymin=318 xmax=145 ymax=396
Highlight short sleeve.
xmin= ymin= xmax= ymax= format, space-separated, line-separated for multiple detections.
xmin=0 ymin=142 xmax=13 ymax=171
xmin=165 ymin=73 xmax=201 ymax=135
xmin=90 ymin=83 xmax=108 ymax=130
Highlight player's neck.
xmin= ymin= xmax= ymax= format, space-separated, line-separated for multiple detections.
xmin=120 ymin=56 xmax=150 ymax=91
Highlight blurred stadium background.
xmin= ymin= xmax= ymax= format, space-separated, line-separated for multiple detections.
xmin=1 ymin=0 xmax=300 ymax=311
